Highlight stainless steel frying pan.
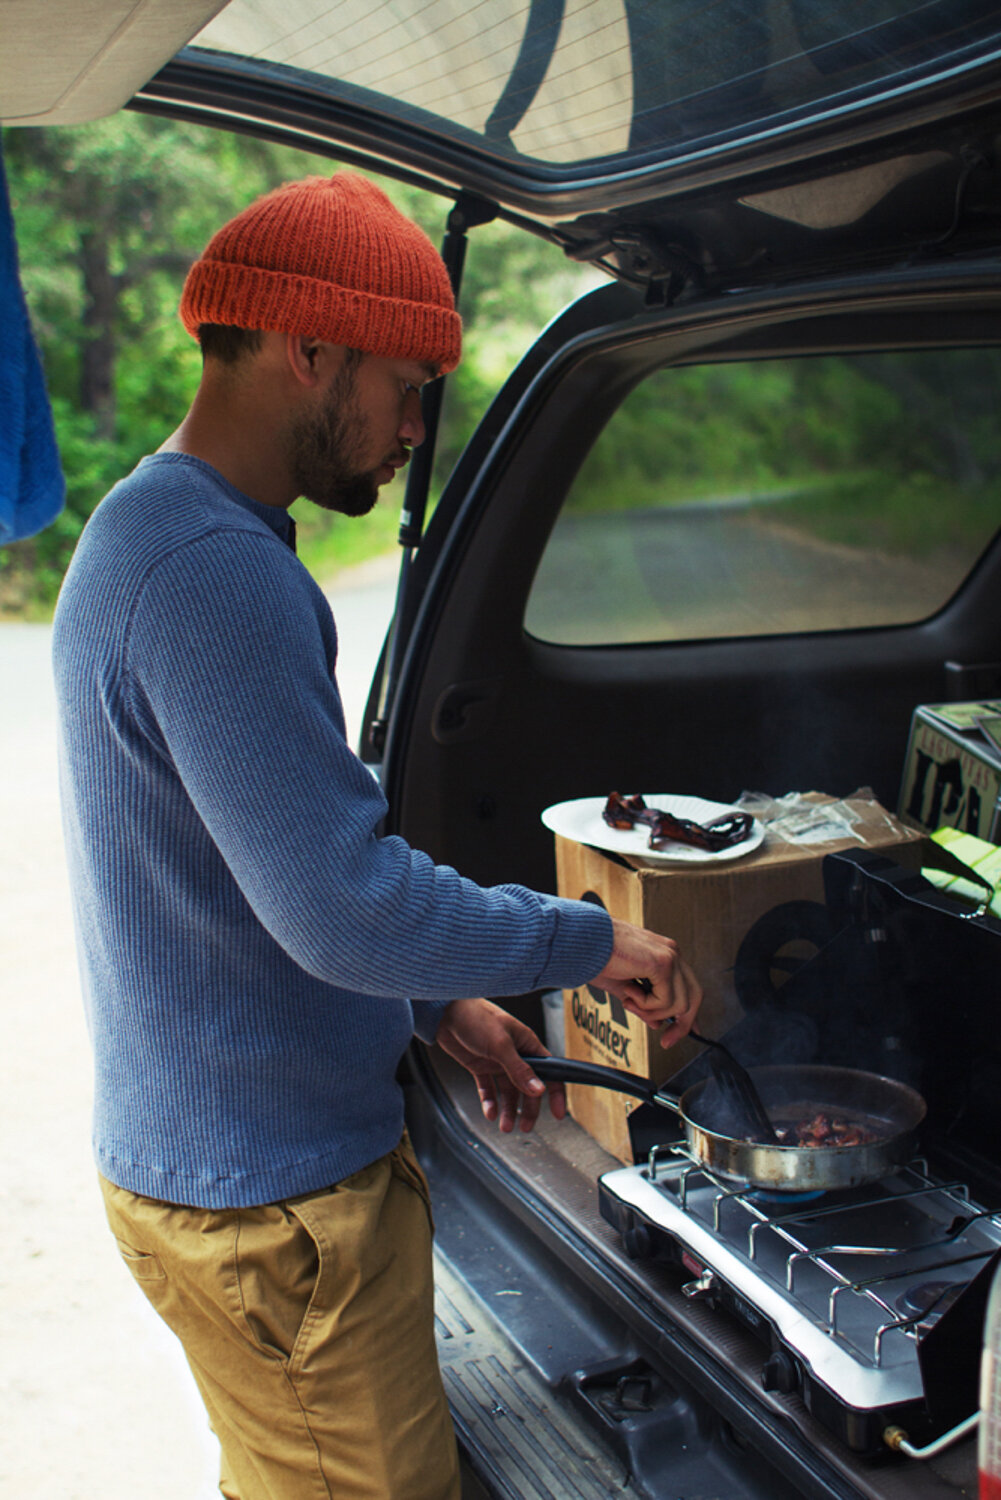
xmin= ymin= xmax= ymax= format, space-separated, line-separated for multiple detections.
xmin=528 ymin=1056 xmax=927 ymax=1192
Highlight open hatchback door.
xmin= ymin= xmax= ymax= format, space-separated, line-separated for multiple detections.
xmin=6 ymin=4 xmax=1001 ymax=1496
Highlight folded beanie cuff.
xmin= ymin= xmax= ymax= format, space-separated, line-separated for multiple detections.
xmin=181 ymin=257 xmax=462 ymax=374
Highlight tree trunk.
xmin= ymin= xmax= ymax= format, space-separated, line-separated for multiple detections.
xmin=79 ymin=228 xmax=118 ymax=440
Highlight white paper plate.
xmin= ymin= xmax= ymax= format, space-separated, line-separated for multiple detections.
xmin=541 ymin=794 xmax=764 ymax=865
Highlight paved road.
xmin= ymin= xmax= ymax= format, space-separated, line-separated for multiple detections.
xmin=0 ymin=558 xmax=397 ymax=1500
xmin=527 ymin=507 xmax=955 ymax=644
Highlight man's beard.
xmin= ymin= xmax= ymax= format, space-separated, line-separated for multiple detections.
xmin=288 ymin=362 xmax=382 ymax=517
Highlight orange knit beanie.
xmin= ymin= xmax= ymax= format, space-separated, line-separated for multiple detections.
xmin=179 ymin=173 xmax=461 ymax=373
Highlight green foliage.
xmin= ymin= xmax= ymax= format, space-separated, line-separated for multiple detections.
xmin=753 ymin=469 xmax=1001 ymax=559
xmin=292 ymin=493 xmax=401 ymax=580
xmin=1 ymin=112 xmax=595 ymax=615
xmin=11 ymin=109 xmax=994 ymax=620
xmin=567 ymin=351 xmax=1001 ymax=563
xmin=1 ymin=113 xmax=339 ymax=612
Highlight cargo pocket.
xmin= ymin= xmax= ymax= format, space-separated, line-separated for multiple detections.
xmin=114 ymin=1239 xmax=166 ymax=1282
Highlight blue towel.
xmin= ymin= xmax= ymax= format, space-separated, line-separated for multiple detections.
xmin=0 ymin=137 xmax=65 ymax=544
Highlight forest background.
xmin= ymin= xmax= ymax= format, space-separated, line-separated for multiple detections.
xmin=3 ymin=110 xmax=999 ymax=623
xmin=0 ymin=112 xmax=593 ymax=617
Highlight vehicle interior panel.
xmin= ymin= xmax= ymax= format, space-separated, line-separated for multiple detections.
xmin=417 ymin=1047 xmax=981 ymax=1500
xmin=385 ymin=284 xmax=1001 ymax=891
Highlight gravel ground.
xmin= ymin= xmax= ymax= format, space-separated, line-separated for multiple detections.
xmin=0 ymin=557 xmax=397 ymax=1500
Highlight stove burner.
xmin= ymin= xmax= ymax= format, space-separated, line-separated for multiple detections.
xmin=602 ymin=1149 xmax=1001 ymax=1456
xmin=895 ymin=1278 xmax=967 ymax=1321
xmin=746 ymin=1186 xmax=826 ymax=1205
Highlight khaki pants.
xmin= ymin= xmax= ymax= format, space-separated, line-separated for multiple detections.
xmin=99 ymin=1137 xmax=460 ymax=1500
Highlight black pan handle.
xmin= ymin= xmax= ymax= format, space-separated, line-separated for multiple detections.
xmin=524 ymin=1055 xmax=660 ymax=1105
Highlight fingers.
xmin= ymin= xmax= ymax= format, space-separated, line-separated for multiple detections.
xmin=617 ymin=957 xmax=702 ymax=1042
xmin=472 ymin=1065 xmax=564 ymax=1133
xmin=436 ymin=999 xmax=566 ymax=1134
xmin=486 ymin=1035 xmax=565 ymax=1133
xmin=546 ymin=1081 xmax=567 ymax=1121
xmin=658 ymin=955 xmax=702 ymax=1046
xmin=507 ymin=1072 xmax=541 ymax=1132
xmin=474 ymin=1073 xmax=499 ymax=1122
xmin=591 ymin=920 xmax=703 ymax=1038
xmin=499 ymin=1048 xmax=549 ymax=1103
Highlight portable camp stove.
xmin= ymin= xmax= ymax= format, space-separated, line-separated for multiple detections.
xmin=599 ymin=1146 xmax=1001 ymax=1454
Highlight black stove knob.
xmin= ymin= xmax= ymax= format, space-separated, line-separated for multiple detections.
xmin=761 ymin=1349 xmax=799 ymax=1395
xmin=622 ymin=1222 xmax=654 ymax=1260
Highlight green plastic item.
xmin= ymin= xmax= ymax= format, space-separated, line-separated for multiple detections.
xmin=922 ymin=826 xmax=1001 ymax=919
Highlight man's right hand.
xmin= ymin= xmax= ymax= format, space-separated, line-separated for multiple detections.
xmin=590 ymin=918 xmax=702 ymax=1048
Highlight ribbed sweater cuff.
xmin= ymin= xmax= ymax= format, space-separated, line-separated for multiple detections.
xmin=537 ymin=898 xmax=614 ymax=990
xmin=411 ymin=999 xmax=452 ymax=1044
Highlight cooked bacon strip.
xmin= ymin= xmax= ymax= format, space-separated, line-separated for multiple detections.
xmin=603 ymin=792 xmax=753 ymax=852
xmin=603 ymin=792 xmax=651 ymax=829
xmin=773 ymin=1111 xmax=880 ymax=1148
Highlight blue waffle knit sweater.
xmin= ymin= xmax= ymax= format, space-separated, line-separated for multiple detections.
xmin=53 ymin=454 xmax=612 ymax=1208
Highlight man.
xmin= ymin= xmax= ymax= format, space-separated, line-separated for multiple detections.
xmin=53 ymin=173 xmax=701 ymax=1500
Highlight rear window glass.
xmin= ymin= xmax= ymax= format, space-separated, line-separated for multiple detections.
xmin=190 ymin=1 xmax=1001 ymax=172
xmin=524 ymin=349 xmax=1001 ymax=645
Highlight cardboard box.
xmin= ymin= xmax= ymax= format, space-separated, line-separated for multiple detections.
xmin=898 ymin=702 xmax=1001 ymax=844
xmin=555 ymin=794 xmax=926 ymax=1162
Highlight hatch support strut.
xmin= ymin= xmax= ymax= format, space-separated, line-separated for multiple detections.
xmin=369 ymin=191 xmax=497 ymax=756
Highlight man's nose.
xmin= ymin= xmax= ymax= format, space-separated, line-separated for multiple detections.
xmin=399 ymin=388 xmax=426 ymax=448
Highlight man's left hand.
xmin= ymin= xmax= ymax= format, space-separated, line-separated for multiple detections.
xmin=433 ymin=997 xmax=565 ymax=1134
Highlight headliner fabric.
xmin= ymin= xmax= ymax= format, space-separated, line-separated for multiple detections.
xmin=0 ymin=138 xmax=64 ymax=545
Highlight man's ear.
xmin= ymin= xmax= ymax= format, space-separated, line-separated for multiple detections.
xmin=285 ymin=333 xmax=325 ymax=387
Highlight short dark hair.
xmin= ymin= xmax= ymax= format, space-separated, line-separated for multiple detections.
xmin=197 ymin=325 xmax=264 ymax=363
xmin=196 ymin=328 xmax=367 ymax=373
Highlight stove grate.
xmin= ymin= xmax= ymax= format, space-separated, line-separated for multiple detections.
xmin=641 ymin=1145 xmax=1001 ymax=1369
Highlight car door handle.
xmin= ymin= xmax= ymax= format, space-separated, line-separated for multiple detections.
xmin=432 ymin=677 xmax=503 ymax=744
